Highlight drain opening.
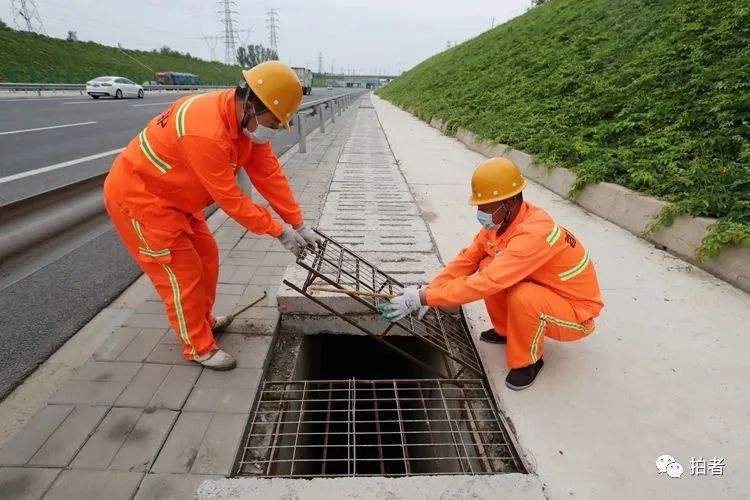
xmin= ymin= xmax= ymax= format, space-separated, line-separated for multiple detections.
xmin=236 ymin=336 xmax=522 ymax=478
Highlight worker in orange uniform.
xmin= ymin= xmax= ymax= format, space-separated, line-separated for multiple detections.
xmin=103 ymin=61 xmax=322 ymax=371
xmin=382 ymin=158 xmax=603 ymax=390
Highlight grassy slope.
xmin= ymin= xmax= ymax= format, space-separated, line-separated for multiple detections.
xmin=378 ymin=0 xmax=749 ymax=258
xmin=0 ymin=28 xmax=241 ymax=85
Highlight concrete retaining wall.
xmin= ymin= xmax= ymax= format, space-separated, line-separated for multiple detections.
xmin=427 ymin=118 xmax=750 ymax=292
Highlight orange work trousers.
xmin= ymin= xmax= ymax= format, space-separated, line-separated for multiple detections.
xmin=479 ymin=260 xmax=594 ymax=368
xmin=105 ymin=198 xmax=219 ymax=359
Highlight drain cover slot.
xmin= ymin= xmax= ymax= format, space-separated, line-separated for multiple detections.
xmin=236 ymin=379 xmax=522 ymax=477
xmin=283 ymin=230 xmax=483 ymax=378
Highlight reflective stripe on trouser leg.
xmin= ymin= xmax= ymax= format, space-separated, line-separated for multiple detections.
xmin=505 ymin=281 xmax=592 ymax=368
xmin=130 ymin=219 xmax=195 ymax=356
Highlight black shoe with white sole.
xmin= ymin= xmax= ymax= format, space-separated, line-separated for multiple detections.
xmin=505 ymin=358 xmax=544 ymax=391
xmin=479 ymin=328 xmax=507 ymax=344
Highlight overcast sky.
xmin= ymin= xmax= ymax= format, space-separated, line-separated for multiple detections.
xmin=2 ymin=0 xmax=530 ymax=75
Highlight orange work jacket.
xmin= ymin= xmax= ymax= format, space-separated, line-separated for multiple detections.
xmin=104 ymin=89 xmax=302 ymax=237
xmin=425 ymin=201 xmax=604 ymax=321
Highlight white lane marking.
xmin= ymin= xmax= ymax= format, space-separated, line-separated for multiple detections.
xmin=132 ymin=101 xmax=173 ymax=107
xmin=0 ymin=148 xmax=123 ymax=184
xmin=62 ymin=100 xmax=120 ymax=104
xmin=0 ymin=121 xmax=98 ymax=136
xmin=0 ymin=96 xmax=88 ymax=103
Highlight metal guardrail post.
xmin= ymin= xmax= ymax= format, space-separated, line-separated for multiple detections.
xmin=330 ymin=100 xmax=336 ymax=124
xmin=296 ymin=113 xmax=307 ymax=153
xmin=316 ymin=104 xmax=325 ymax=133
xmin=337 ymin=98 xmax=342 ymax=117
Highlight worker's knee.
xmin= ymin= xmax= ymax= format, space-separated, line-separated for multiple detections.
xmin=506 ymin=282 xmax=541 ymax=310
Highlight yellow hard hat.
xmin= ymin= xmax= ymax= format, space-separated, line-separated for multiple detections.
xmin=469 ymin=157 xmax=526 ymax=206
xmin=242 ymin=61 xmax=302 ymax=130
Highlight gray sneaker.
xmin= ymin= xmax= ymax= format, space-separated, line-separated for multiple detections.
xmin=193 ymin=349 xmax=237 ymax=371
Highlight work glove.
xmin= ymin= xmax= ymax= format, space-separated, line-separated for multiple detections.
xmin=380 ymin=286 xmax=429 ymax=322
xmin=294 ymin=223 xmax=324 ymax=250
xmin=277 ymin=225 xmax=306 ymax=256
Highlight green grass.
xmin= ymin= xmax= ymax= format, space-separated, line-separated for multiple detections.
xmin=378 ymin=0 xmax=749 ymax=259
xmin=0 ymin=26 xmax=242 ymax=85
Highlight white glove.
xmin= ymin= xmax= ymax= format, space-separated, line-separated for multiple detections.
xmin=277 ymin=225 xmax=306 ymax=256
xmin=294 ymin=223 xmax=324 ymax=249
xmin=381 ymin=286 xmax=429 ymax=322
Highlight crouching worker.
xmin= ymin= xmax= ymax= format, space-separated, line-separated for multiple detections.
xmin=103 ymin=61 xmax=322 ymax=371
xmin=381 ymin=158 xmax=603 ymax=390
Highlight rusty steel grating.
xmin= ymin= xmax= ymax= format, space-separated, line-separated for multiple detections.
xmin=283 ymin=231 xmax=483 ymax=378
xmin=236 ymin=379 xmax=522 ymax=477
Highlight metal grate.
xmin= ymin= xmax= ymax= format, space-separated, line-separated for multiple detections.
xmin=236 ymin=379 xmax=522 ymax=477
xmin=283 ymin=231 xmax=483 ymax=378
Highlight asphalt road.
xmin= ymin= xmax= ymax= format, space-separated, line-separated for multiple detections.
xmin=0 ymin=86 xmax=353 ymax=399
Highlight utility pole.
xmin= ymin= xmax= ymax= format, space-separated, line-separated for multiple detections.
xmin=266 ymin=8 xmax=280 ymax=55
xmin=318 ymin=52 xmax=323 ymax=74
xmin=218 ymin=0 xmax=239 ymax=65
xmin=491 ymin=16 xmax=495 ymax=29
xmin=201 ymin=35 xmax=221 ymax=62
xmin=237 ymin=28 xmax=253 ymax=47
xmin=11 ymin=0 xmax=46 ymax=34
xmin=330 ymin=60 xmax=334 ymax=76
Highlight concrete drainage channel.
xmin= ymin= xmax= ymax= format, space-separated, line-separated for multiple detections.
xmin=231 ymin=233 xmax=525 ymax=480
xmin=199 ymin=96 xmax=533 ymax=496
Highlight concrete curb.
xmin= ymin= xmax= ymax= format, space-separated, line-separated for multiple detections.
xmin=426 ymin=117 xmax=750 ymax=293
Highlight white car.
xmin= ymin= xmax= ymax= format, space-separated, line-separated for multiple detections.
xmin=326 ymin=84 xmax=333 ymax=91
xmin=86 ymin=76 xmax=144 ymax=99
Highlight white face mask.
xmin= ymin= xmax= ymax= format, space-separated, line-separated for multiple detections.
xmin=244 ymin=113 xmax=278 ymax=144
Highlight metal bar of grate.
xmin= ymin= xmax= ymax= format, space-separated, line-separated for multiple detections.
xmin=236 ymin=379 xmax=522 ymax=478
xmin=285 ymin=230 xmax=483 ymax=377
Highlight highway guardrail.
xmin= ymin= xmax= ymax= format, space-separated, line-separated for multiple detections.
xmin=0 ymin=90 xmax=367 ymax=265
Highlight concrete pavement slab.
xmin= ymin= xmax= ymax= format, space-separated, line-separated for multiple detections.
xmin=214 ymin=335 xmax=272 ymax=369
xmin=47 ymin=380 xmax=128 ymax=406
xmin=192 ymin=413 xmax=248 ymax=475
xmin=45 ymin=470 xmax=143 ymax=500
xmin=198 ymin=474 xmax=545 ymax=499
xmin=135 ymin=473 xmax=222 ymax=500
xmin=0 ymin=467 xmax=61 ymax=500
xmin=0 ymin=405 xmax=72 ymax=466
xmin=70 ymin=407 xmax=141 ymax=470
xmin=151 ymin=412 xmax=213 ymax=474
xmin=372 ymin=94 xmax=750 ymax=499
xmin=92 ymin=327 xmax=141 ymax=361
xmin=115 ymin=328 xmax=165 ymax=362
xmin=113 ymin=364 xmax=172 ymax=408
xmin=72 ymin=361 xmax=142 ymax=382
xmin=184 ymin=386 xmax=258 ymax=414
xmin=108 ymin=408 xmax=178 ymax=472
xmin=28 ymin=405 xmax=108 ymax=467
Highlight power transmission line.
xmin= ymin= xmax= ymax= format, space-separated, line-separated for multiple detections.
xmin=11 ymin=0 xmax=46 ymax=34
xmin=266 ymin=8 xmax=280 ymax=55
xmin=218 ymin=0 xmax=239 ymax=65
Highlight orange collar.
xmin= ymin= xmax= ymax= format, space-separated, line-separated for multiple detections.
xmin=492 ymin=201 xmax=532 ymax=242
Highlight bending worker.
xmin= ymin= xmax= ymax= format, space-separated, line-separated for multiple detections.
xmin=382 ymin=158 xmax=603 ymax=390
xmin=103 ymin=61 xmax=321 ymax=371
